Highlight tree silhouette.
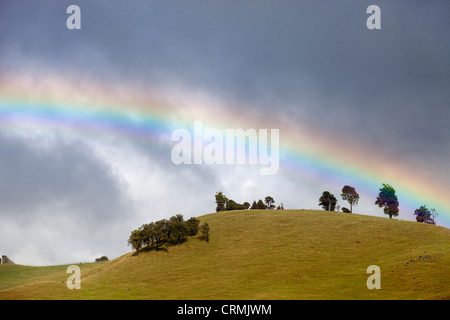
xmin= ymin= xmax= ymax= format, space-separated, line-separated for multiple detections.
xmin=319 ymin=191 xmax=337 ymax=211
xmin=215 ymin=191 xmax=228 ymax=212
xmin=341 ymin=185 xmax=359 ymax=213
xmin=256 ymin=199 xmax=266 ymax=209
xmin=264 ymin=196 xmax=275 ymax=209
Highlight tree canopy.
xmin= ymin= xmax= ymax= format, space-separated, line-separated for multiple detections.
xmin=264 ymin=196 xmax=275 ymax=209
xmin=414 ymin=205 xmax=436 ymax=224
xmin=319 ymin=191 xmax=338 ymax=211
xmin=215 ymin=191 xmax=228 ymax=212
xmin=128 ymin=214 xmax=203 ymax=254
xmin=375 ymin=184 xmax=399 ymax=219
xmin=341 ymin=185 xmax=359 ymax=213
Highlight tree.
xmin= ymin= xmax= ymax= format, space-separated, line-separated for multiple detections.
xmin=342 ymin=207 xmax=351 ymax=213
xmin=140 ymin=223 xmax=155 ymax=247
xmin=127 ymin=230 xmax=143 ymax=255
xmin=276 ymin=202 xmax=284 ymax=210
xmin=341 ymin=185 xmax=359 ymax=213
xmin=256 ymin=199 xmax=266 ymax=209
xmin=1 ymin=255 xmax=14 ymax=264
xmin=168 ymin=214 xmax=188 ymax=246
xmin=243 ymin=202 xmax=250 ymax=210
xmin=185 ymin=217 xmax=200 ymax=236
xmin=215 ymin=191 xmax=228 ymax=212
xmin=250 ymin=200 xmax=257 ymax=209
xmin=200 ymin=222 xmax=210 ymax=243
xmin=430 ymin=208 xmax=439 ymax=222
xmin=414 ymin=205 xmax=435 ymax=224
xmin=226 ymin=199 xmax=247 ymax=210
xmin=154 ymin=219 xmax=170 ymax=249
xmin=375 ymin=184 xmax=399 ymax=219
xmin=264 ymin=196 xmax=275 ymax=209
xmin=318 ymin=191 xmax=337 ymax=211
xmin=95 ymin=256 xmax=109 ymax=262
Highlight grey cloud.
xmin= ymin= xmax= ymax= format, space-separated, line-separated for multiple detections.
xmin=0 ymin=134 xmax=127 ymax=219
xmin=0 ymin=132 xmax=134 ymax=264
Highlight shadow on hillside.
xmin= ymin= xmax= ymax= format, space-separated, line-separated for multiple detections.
xmin=131 ymin=245 xmax=169 ymax=256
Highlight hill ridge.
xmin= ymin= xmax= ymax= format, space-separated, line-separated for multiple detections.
xmin=1 ymin=209 xmax=449 ymax=299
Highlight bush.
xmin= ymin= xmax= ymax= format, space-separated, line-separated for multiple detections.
xmin=95 ymin=256 xmax=109 ymax=262
xmin=199 ymin=222 xmax=210 ymax=243
xmin=342 ymin=207 xmax=351 ymax=213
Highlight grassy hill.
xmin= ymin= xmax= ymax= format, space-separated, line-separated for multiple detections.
xmin=0 ymin=209 xmax=449 ymax=300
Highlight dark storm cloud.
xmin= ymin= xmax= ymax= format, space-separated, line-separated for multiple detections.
xmin=2 ymin=0 xmax=448 ymax=157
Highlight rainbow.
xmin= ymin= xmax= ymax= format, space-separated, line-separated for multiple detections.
xmin=1 ymin=74 xmax=449 ymax=228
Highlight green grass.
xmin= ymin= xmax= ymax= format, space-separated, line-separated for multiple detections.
xmin=1 ymin=210 xmax=449 ymax=299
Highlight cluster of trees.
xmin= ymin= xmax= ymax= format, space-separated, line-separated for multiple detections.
xmin=414 ymin=205 xmax=438 ymax=225
xmin=0 ymin=255 xmax=14 ymax=264
xmin=215 ymin=192 xmax=249 ymax=211
xmin=319 ymin=183 xmax=438 ymax=224
xmin=128 ymin=214 xmax=210 ymax=254
xmin=95 ymin=256 xmax=109 ymax=262
xmin=319 ymin=185 xmax=360 ymax=213
xmin=215 ymin=192 xmax=284 ymax=212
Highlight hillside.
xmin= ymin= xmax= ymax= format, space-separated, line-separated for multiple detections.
xmin=0 ymin=210 xmax=449 ymax=299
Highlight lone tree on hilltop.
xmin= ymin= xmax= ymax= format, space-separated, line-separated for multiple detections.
xmin=215 ymin=191 xmax=228 ymax=212
xmin=341 ymin=185 xmax=359 ymax=213
xmin=264 ymin=196 xmax=275 ymax=209
xmin=318 ymin=191 xmax=337 ymax=211
xmin=375 ymin=183 xmax=399 ymax=219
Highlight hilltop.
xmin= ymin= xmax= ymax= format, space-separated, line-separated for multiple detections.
xmin=0 ymin=209 xmax=449 ymax=299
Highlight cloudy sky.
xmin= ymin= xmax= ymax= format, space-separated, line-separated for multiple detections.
xmin=0 ymin=0 xmax=449 ymax=266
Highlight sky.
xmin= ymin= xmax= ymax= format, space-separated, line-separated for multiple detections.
xmin=0 ymin=0 xmax=449 ymax=266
